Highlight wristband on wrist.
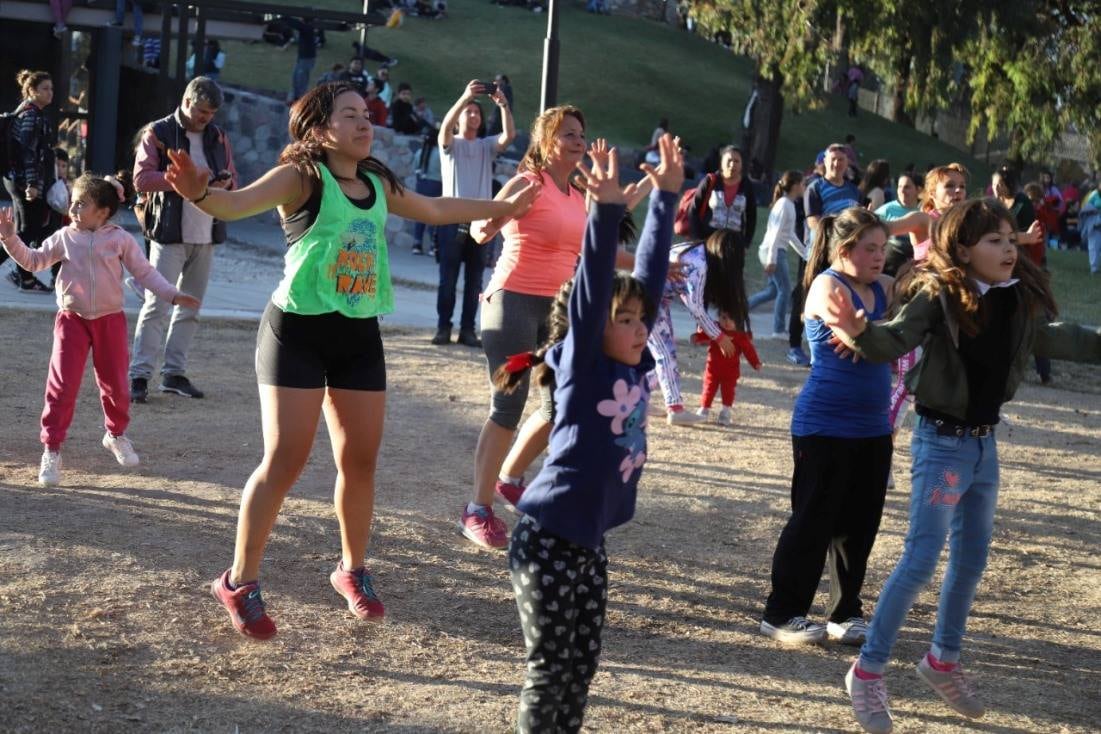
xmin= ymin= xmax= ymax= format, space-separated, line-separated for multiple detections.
xmin=192 ymin=188 xmax=210 ymax=204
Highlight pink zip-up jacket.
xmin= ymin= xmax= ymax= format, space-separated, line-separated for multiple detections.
xmin=0 ymin=223 xmax=179 ymax=319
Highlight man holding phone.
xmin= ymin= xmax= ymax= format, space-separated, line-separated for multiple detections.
xmin=432 ymin=79 xmax=515 ymax=347
xmin=129 ymin=76 xmax=238 ymax=402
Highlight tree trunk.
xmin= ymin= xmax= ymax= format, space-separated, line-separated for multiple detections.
xmin=745 ymin=68 xmax=784 ymax=181
xmin=891 ymin=51 xmax=915 ymax=127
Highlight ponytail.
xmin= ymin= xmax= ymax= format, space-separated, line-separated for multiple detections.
xmin=802 ymin=215 xmax=838 ymax=293
xmin=771 ymin=169 xmax=804 ymax=205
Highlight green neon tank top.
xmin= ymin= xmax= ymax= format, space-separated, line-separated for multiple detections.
xmin=271 ymin=164 xmax=393 ymax=318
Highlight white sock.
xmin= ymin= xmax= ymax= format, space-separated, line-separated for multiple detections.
xmin=466 ymin=501 xmax=489 ymax=515
xmin=498 ymin=474 xmax=523 ymax=486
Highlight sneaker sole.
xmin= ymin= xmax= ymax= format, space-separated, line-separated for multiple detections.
xmin=209 ymin=580 xmax=277 ymax=640
xmin=457 ymin=521 xmax=508 ymax=550
xmin=760 ymin=620 xmax=827 ymax=645
xmin=827 ymin=621 xmax=867 ymax=646
xmin=916 ymin=661 xmax=985 ymax=719
xmin=159 ymin=386 xmax=203 ymax=398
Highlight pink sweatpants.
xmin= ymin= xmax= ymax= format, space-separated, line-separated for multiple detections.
xmin=41 ymin=311 xmax=130 ymax=450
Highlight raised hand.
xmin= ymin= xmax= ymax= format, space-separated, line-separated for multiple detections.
xmin=504 ymin=178 xmax=541 ymax=217
xmin=575 ymin=145 xmax=626 ymax=205
xmin=0 ymin=208 xmax=16 ymax=239
xmin=822 ymin=287 xmax=867 ymax=339
xmin=173 ymin=292 xmax=202 ymax=310
xmin=464 ymin=79 xmax=487 ymax=101
xmin=165 ymin=149 xmax=212 ymax=202
xmin=638 ymin=134 xmax=685 ymax=193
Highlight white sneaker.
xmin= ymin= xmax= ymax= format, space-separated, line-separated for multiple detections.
xmin=759 ymin=616 xmax=827 ymax=644
xmin=38 ymin=449 xmax=62 ymax=486
xmin=102 ymin=432 xmax=140 ymax=467
xmin=666 ymin=410 xmax=705 ymax=426
xmin=695 ymin=407 xmax=710 ymax=419
xmin=769 ymin=331 xmax=788 ymax=340
xmin=716 ymin=406 xmax=733 ymax=425
xmin=916 ymin=655 xmax=985 ymax=718
xmin=846 ymin=662 xmax=894 ymax=733
xmin=828 ymin=617 xmax=869 ymax=646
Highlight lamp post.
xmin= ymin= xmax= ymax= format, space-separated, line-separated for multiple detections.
xmin=539 ymin=0 xmax=559 ymax=112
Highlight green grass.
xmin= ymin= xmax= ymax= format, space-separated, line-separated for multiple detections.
xmin=219 ymin=0 xmax=992 ymax=177
xmin=1044 ymin=250 xmax=1101 ymax=325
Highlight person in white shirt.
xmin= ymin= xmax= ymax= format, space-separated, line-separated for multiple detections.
xmin=748 ymin=170 xmax=805 ymax=337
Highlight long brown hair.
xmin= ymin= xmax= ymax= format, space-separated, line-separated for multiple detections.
xmin=518 ymin=105 xmax=585 ymax=177
xmin=702 ymin=230 xmax=750 ymax=332
xmin=908 ymin=198 xmax=1057 ymax=337
xmin=802 ymin=207 xmax=888 ymax=293
xmin=922 ymin=163 xmax=969 ymax=213
xmin=278 ymin=82 xmax=403 ymax=194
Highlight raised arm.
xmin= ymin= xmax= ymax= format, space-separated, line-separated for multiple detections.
xmin=630 ymin=136 xmax=684 ymax=322
xmin=0 ymin=213 xmax=63 ymax=271
xmin=439 ymin=81 xmax=486 ymax=150
xmin=825 ymin=287 xmax=942 ymax=362
xmin=491 ymin=88 xmax=516 ymax=153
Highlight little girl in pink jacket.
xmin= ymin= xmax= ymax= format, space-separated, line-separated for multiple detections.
xmin=0 ymin=173 xmax=200 ymax=486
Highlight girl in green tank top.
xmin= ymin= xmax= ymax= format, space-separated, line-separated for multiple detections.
xmin=161 ymin=83 xmax=540 ymax=639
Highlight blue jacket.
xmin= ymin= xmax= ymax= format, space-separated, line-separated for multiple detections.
xmin=516 ymin=190 xmax=676 ymax=549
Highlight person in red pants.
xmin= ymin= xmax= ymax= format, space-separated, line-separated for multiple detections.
xmin=692 ymin=314 xmax=761 ymax=425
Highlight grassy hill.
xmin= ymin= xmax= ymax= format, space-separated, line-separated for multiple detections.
xmin=219 ymin=0 xmax=993 ymax=181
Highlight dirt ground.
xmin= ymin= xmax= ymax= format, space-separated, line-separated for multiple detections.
xmin=1 ymin=307 xmax=1099 ymax=733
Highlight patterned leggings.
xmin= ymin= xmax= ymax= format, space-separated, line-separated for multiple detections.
xmin=509 ymin=515 xmax=608 ymax=734
xmin=647 ymin=297 xmax=683 ymax=408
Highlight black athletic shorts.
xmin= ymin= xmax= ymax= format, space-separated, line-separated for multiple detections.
xmin=255 ymin=302 xmax=386 ymax=391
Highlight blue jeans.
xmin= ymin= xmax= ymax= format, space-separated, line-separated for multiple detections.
xmin=413 ymin=176 xmax=441 ymax=248
xmin=747 ymin=248 xmax=791 ymax=334
xmin=291 ymin=57 xmax=315 ymax=100
xmin=1088 ymin=231 xmax=1101 ymax=273
xmin=114 ymin=0 xmax=143 ymax=35
xmin=435 ymin=224 xmax=487 ymax=332
xmin=858 ymin=417 xmax=999 ymax=673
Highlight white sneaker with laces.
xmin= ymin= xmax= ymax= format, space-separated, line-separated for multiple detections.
xmin=759 ymin=616 xmax=827 ymax=644
xmin=916 ymin=655 xmax=985 ymax=718
xmin=828 ymin=617 xmax=869 ymax=646
xmin=102 ymin=432 xmax=140 ymax=467
xmin=846 ymin=662 xmax=894 ymax=733
xmin=39 ymin=449 xmax=62 ymax=486
xmin=716 ymin=406 xmax=733 ymax=425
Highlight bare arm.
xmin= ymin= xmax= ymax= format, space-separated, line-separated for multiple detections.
xmin=493 ymin=89 xmax=516 ymax=153
xmin=386 ymin=178 xmax=539 ymax=227
xmin=470 ymin=174 xmax=532 ymax=244
xmin=439 ymin=80 xmax=486 ymax=150
xmin=164 ymin=149 xmax=304 ymax=221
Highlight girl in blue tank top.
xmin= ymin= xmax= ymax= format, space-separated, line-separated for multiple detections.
xmin=760 ymin=207 xmax=896 ymax=648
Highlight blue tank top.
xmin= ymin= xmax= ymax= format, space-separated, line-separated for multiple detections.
xmin=791 ymin=269 xmax=892 ymax=438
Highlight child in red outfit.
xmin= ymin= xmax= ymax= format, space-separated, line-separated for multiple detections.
xmin=691 ymin=313 xmax=761 ymax=425
xmin=0 ymin=173 xmax=200 ymax=487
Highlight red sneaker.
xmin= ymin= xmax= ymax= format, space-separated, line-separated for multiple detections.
xmin=459 ymin=505 xmax=508 ymax=549
xmin=330 ymin=562 xmax=386 ymax=621
xmin=210 ymin=569 xmax=277 ymax=640
xmin=494 ymin=478 xmax=525 ymax=511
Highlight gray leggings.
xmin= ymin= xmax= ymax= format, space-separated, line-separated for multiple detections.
xmin=481 ymin=288 xmax=555 ymax=430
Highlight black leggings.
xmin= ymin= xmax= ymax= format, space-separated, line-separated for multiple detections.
xmin=509 ymin=515 xmax=607 ymax=734
xmin=788 ymin=257 xmax=807 ymax=349
xmin=764 ymin=433 xmax=892 ymax=625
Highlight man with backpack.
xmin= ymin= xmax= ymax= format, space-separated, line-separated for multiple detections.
xmin=128 ymin=77 xmax=237 ymax=403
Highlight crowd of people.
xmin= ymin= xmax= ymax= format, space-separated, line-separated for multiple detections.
xmin=4 ymin=63 xmax=1101 ymax=734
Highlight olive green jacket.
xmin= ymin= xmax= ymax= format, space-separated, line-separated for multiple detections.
xmin=852 ymin=287 xmax=1101 ymax=422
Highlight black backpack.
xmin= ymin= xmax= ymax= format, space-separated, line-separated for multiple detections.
xmin=0 ymin=109 xmax=19 ymax=177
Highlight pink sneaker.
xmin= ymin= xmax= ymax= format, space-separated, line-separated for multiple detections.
xmin=494 ymin=478 xmax=525 ymax=510
xmin=459 ymin=505 xmax=508 ymax=549
xmin=210 ymin=569 xmax=277 ymax=640
xmin=330 ymin=562 xmax=385 ymax=621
